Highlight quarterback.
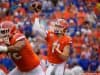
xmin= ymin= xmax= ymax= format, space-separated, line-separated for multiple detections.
xmin=33 ymin=18 xmax=72 ymax=75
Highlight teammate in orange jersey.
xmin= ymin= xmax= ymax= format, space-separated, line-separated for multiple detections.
xmin=0 ymin=21 xmax=45 ymax=75
xmin=33 ymin=18 xmax=72 ymax=75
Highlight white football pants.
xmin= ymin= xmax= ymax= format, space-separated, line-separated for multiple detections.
xmin=46 ymin=62 xmax=66 ymax=75
xmin=8 ymin=65 xmax=45 ymax=75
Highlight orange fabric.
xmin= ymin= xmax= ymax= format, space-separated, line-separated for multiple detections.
xmin=20 ymin=0 xmax=29 ymax=3
xmin=77 ymin=12 xmax=86 ymax=25
xmin=0 ymin=53 xmax=7 ymax=59
xmin=46 ymin=31 xmax=72 ymax=64
xmin=72 ymin=36 xmax=83 ymax=54
xmin=42 ymin=55 xmax=47 ymax=61
xmin=0 ymin=65 xmax=8 ymax=74
xmin=98 ymin=48 xmax=100 ymax=55
xmin=74 ymin=47 xmax=81 ymax=55
xmin=9 ymin=32 xmax=40 ymax=72
xmin=94 ymin=31 xmax=100 ymax=39
xmin=94 ymin=3 xmax=100 ymax=15
xmin=0 ymin=18 xmax=2 ymax=23
xmin=72 ymin=36 xmax=83 ymax=47
xmin=15 ymin=7 xmax=26 ymax=16
xmin=2 ymin=2 xmax=10 ymax=8
xmin=4 ymin=16 xmax=13 ymax=21
xmin=63 ymin=6 xmax=76 ymax=20
xmin=54 ymin=11 xmax=63 ymax=19
xmin=86 ymin=0 xmax=98 ymax=3
xmin=63 ymin=11 xmax=74 ymax=19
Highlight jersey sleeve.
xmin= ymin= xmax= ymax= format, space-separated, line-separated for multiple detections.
xmin=67 ymin=36 xmax=72 ymax=44
xmin=64 ymin=36 xmax=72 ymax=45
xmin=13 ymin=33 xmax=26 ymax=43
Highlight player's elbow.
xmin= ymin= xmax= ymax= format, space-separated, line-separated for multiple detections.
xmin=14 ymin=40 xmax=26 ymax=52
xmin=59 ymin=54 xmax=69 ymax=60
xmin=62 ymin=54 xmax=69 ymax=60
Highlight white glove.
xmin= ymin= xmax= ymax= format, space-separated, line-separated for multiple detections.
xmin=0 ymin=46 xmax=8 ymax=52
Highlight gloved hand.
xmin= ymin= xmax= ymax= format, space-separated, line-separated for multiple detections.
xmin=0 ymin=46 xmax=8 ymax=52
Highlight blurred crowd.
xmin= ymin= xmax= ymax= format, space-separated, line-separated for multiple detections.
xmin=0 ymin=0 xmax=100 ymax=74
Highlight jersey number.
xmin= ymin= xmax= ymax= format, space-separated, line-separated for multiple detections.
xmin=8 ymin=52 xmax=22 ymax=60
xmin=52 ymin=41 xmax=60 ymax=53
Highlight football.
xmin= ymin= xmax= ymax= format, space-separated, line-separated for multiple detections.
xmin=32 ymin=2 xmax=42 ymax=12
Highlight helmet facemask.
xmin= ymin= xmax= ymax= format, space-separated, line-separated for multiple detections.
xmin=0 ymin=28 xmax=10 ymax=45
xmin=0 ymin=21 xmax=17 ymax=45
xmin=54 ymin=19 xmax=67 ymax=36
xmin=0 ymin=28 xmax=10 ymax=38
xmin=54 ymin=24 xmax=65 ymax=35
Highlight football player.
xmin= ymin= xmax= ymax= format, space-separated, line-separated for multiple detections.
xmin=33 ymin=17 xmax=72 ymax=75
xmin=0 ymin=21 xmax=45 ymax=75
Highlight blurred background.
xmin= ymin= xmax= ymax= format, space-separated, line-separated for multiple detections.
xmin=0 ymin=0 xmax=100 ymax=74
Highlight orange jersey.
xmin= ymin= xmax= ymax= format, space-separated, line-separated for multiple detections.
xmin=46 ymin=31 xmax=72 ymax=64
xmin=9 ymin=32 xmax=40 ymax=72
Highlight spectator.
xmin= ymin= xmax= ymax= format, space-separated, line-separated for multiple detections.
xmin=57 ymin=0 xmax=65 ymax=11
xmin=63 ymin=4 xmax=76 ymax=20
xmin=77 ymin=6 xmax=87 ymax=26
xmin=67 ymin=53 xmax=79 ymax=68
xmin=72 ymin=32 xmax=83 ymax=56
xmin=0 ymin=55 xmax=15 ymax=71
xmin=71 ymin=62 xmax=84 ymax=75
xmin=78 ymin=52 xmax=90 ymax=71
xmin=53 ymin=7 xmax=63 ymax=19
xmin=88 ymin=56 xmax=99 ymax=72
xmin=86 ymin=4 xmax=97 ymax=26
xmin=67 ymin=19 xmax=77 ymax=37
xmin=94 ymin=2 xmax=100 ymax=18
